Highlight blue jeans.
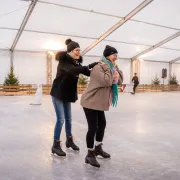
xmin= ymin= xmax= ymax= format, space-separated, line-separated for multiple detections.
xmin=51 ymin=96 xmax=72 ymax=141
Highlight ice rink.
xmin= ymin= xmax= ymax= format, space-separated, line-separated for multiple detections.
xmin=0 ymin=93 xmax=180 ymax=180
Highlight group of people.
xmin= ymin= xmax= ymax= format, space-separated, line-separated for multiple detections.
xmin=50 ymin=39 xmax=137 ymax=168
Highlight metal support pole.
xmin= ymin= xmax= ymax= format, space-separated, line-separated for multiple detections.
xmin=130 ymin=60 xmax=133 ymax=83
xmin=138 ymin=60 xmax=141 ymax=83
xmin=132 ymin=31 xmax=180 ymax=60
xmin=47 ymin=54 xmax=52 ymax=85
xmin=2 ymin=27 xmax=180 ymax=52
xmin=11 ymin=0 xmax=38 ymax=51
xmin=81 ymin=0 xmax=154 ymax=55
xmin=0 ymin=48 xmax=9 ymax=52
xmin=131 ymin=59 xmax=140 ymax=84
xmin=38 ymin=0 xmax=179 ymax=31
xmin=10 ymin=51 xmax=14 ymax=67
xmin=169 ymin=63 xmax=172 ymax=79
xmin=169 ymin=56 xmax=180 ymax=64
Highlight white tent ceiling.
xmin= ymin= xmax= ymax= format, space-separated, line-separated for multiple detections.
xmin=0 ymin=0 xmax=180 ymax=63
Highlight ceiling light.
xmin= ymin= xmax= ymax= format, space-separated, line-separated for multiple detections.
xmin=43 ymin=41 xmax=65 ymax=51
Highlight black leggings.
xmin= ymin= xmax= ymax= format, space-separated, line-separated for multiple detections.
xmin=83 ymin=108 xmax=106 ymax=149
xmin=133 ymin=83 xmax=138 ymax=93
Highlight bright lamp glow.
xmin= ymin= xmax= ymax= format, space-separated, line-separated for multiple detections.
xmin=139 ymin=58 xmax=144 ymax=62
xmin=43 ymin=41 xmax=65 ymax=51
xmin=48 ymin=51 xmax=55 ymax=56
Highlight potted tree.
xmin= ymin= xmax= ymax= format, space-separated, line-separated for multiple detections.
xmin=3 ymin=66 xmax=20 ymax=92
xmin=169 ymin=74 xmax=178 ymax=91
xmin=152 ymin=75 xmax=161 ymax=91
xmin=152 ymin=75 xmax=161 ymax=85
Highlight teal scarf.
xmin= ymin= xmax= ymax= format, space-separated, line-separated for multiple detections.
xmin=101 ymin=56 xmax=118 ymax=107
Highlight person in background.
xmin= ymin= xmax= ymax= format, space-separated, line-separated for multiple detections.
xmin=81 ymin=45 xmax=119 ymax=168
xmin=50 ymin=39 xmax=98 ymax=157
xmin=131 ymin=73 xmax=139 ymax=94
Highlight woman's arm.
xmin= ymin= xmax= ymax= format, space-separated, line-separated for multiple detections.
xmin=78 ymin=63 xmax=91 ymax=77
xmin=59 ymin=62 xmax=89 ymax=75
xmin=59 ymin=62 xmax=98 ymax=76
xmin=82 ymin=69 xmax=91 ymax=77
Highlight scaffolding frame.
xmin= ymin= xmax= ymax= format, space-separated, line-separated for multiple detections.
xmin=1 ymin=0 xmax=180 ymax=83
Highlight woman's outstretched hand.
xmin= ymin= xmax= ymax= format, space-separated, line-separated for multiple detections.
xmin=88 ymin=62 xmax=99 ymax=69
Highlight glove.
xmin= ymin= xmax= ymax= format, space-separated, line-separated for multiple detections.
xmin=88 ymin=62 xmax=98 ymax=69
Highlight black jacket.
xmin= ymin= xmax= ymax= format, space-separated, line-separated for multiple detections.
xmin=132 ymin=76 xmax=139 ymax=84
xmin=50 ymin=51 xmax=90 ymax=102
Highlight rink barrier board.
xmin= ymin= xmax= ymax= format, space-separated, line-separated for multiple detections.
xmin=0 ymin=84 xmax=180 ymax=96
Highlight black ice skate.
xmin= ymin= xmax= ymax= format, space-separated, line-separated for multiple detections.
xmin=95 ymin=143 xmax=110 ymax=158
xmin=51 ymin=140 xmax=66 ymax=156
xmin=85 ymin=150 xmax=100 ymax=168
xmin=66 ymin=136 xmax=80 ymax=151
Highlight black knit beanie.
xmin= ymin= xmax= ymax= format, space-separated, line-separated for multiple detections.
xmin=65 ymin=39 xmax=80 ymax=52
xmin=103 ymin=45 xmax=118 ymax=57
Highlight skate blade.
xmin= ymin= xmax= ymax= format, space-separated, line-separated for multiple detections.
xmin=51 ymin=153 xmax=66 ymax=158
xmin=85 ymin=162 xmax=100 ymax=169
xmin=96 ymin=155 xmax=111 ymax=159
xmin=66 ymin=147 xmax=80 ymax=152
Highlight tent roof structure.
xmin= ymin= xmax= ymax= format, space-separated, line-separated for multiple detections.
xmin=0 ymin=0 xmax=180 ymax=63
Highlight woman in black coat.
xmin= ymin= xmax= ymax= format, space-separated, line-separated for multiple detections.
xmin=50 ymin=39 xmax=98 ymax=157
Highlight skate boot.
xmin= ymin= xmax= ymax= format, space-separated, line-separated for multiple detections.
xmin=66 ymin=136 xmax=80 ymax=151
xmin=85 ymin=150 xmax=100 ymax=168
xmin=51 ymin=140 xmax=66 ymax=156
xmin=95 ymin=143 xmax=110 ymax=158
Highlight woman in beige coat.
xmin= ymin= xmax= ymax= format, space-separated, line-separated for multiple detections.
xmin=81 ymin=45 xmax=120 ymax=168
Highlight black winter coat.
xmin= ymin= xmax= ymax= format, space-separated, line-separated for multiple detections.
xmin=50 ymin=51 xmax=90 ymax=102
xmin=132 ymin=76 xmax=139 ymax=84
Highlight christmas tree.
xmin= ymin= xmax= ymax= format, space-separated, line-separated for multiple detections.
xmin=4 ymin=66 xmax=19 ymax=85
xmin=169 ymin=74 xmax=178 ymax=85
xmin=152 ymin=75 xmax=160 ymax=85
xmin=78 ymin=74 xmax=89 ymax=85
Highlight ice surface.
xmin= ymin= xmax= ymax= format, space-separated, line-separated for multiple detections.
xmin=0 ymin=93 xmax=180 ymax=180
